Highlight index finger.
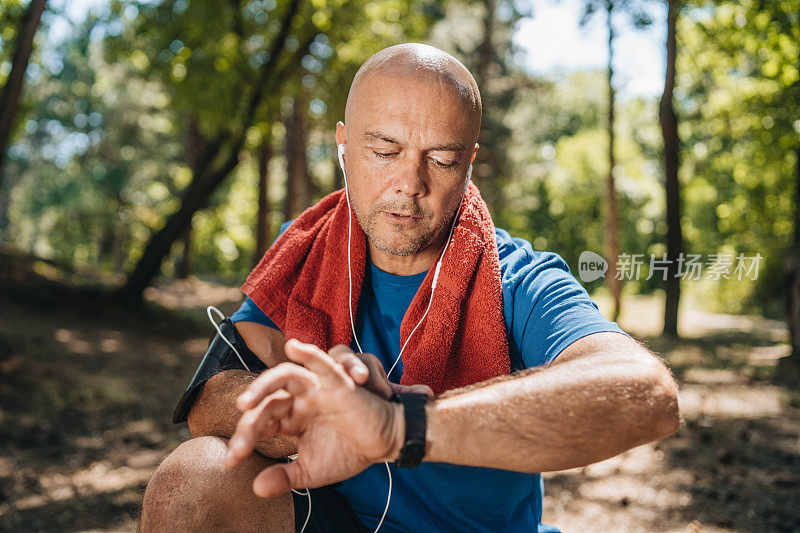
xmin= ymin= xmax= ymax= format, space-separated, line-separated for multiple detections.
xmin=237 ymin=362 xmax=318 ymax=411
xmin=225 ymin=390 xmax=294 ymax=467
xmin=328 ymin=344 xmax=369 ymax=384
xmin=283 ymin=339 xmax=352 ymax=388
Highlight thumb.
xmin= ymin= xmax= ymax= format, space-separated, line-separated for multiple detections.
xmin=407 ymin=384 xmax=435 ymax=399
xmin=390 ymin=382 xmax=435 ymax=399
xmin=252 ymin=460 xmax=307 ymax=499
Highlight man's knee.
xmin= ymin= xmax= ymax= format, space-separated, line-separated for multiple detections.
xmin=142 ymin=437 xmax=219 ymax=524
xmin=141 ymin=436 xmax=293 ymax=532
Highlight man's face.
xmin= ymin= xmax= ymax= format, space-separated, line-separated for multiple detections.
xmin=337 ymin=74 xmax=478 ymax=257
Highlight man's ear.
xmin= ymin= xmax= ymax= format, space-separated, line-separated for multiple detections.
xmin=336 ymin=121 xmax=346 ymax=145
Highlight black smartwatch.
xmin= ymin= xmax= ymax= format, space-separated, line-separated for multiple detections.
xmin=389 ymin=392 xmax=428 ymax=468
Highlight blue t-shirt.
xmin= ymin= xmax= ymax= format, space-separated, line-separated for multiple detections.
xmin=232 ymin=222 xmax=628 ymax=533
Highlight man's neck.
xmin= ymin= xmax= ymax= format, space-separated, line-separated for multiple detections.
xmin=367 ymin=239 xmax=442 ymax=276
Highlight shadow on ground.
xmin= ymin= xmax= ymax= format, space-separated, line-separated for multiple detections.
xmin=1 ymin=286 xmax=799 ymax=531
xmin=543 ymin=309 xmax=800 ymax=533
xmin=0 ymin=282 xmax=237 ymax=531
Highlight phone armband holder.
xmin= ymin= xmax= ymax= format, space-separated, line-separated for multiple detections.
xmin=172 ymin=318 xmax=267 ymax=423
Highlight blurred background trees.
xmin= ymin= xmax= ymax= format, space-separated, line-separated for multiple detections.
xmin=0 ymin=0 xmax=47 ymax=193
xmin=0 ymin=0 xmax=798 ymax=366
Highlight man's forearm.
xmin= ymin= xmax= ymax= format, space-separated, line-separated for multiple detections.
xmin=423 ymin=352 xmax=681 ymax=472
xmin=187 ymin=369 xmax=298 ymax=458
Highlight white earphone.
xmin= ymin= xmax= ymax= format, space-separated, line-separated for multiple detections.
xmin=336 ymin=141 xmax=469 ymax=334
xmin=332 ymin=141 xmax=469 ymax=532
xmin=214 ymin=144 xmax=470 ymax=533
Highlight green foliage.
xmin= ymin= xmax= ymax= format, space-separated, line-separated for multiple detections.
xmin=0 ymin=1 xmax=31 ymax=79
xmin=1 ymin=0 xmax=796 ymax=320
xmin=5 ymin=14 xmax=184 ymax=274
xmin=494 ymin=71 xmax=663 ymax=291
xmin=102 ymin=0 xmax=442 ymax=283
xmin=677 ymin=0 xmax=799 ymax=316
xmin=429 ymin=0 xmax=534 ymax=212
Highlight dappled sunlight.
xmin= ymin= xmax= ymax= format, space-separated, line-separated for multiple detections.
xmin=747 ymin=344 xmax=791 ymax=365
xmin=578 ymin=474 xmax=692 ymax=511
xmin=679 ymin=383 xmax=784 ymax=419
xmin=682 ymin=367 xmax=743 ymax=384
xmin=54 ymin=328 xmax=93 ymax=355
xmin=663 ymin=344 xmax=708 ymax=368
xmin=54 ymin=327 xmax=128 ymax=357
xmin=594 ymin=293 xmax=789 ymax=345
xmin=680 ymin=311 xmax=787 ymax=342
xmin=2 ymin=0 xmax=797 ymax=530
xmin=542 ymin=297 xmax=800 ymax=532
xmin=4 ymin=285 xmax=800 ymax=531
xmin=181 ymin=337 xmax=210 ymax=355
xmin=12 ymin=461 xmax=154 ymax=512
xmin=144 ymin=278 xmax=244 ymax=311
xmin=0 ymin=295 xmax=201 ymax=530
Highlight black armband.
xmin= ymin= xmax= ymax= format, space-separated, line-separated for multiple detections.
xmin=172 ymin=318 xmax=267 ymax=424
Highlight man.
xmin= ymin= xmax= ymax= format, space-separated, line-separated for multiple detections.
xmin=141 ymin=43 xmax=681 ymax=532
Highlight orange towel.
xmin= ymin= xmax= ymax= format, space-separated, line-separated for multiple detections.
xmin=241 ymin=183 xmax=510 ymax=395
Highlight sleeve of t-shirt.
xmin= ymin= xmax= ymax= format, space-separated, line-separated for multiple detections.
xmin=501 ymin=236 xmax=630 ymax=369
xmin=231 ymin=295 xmax=278 ymax=329
xmin=230 ymin=220 xmax=294 ymax=331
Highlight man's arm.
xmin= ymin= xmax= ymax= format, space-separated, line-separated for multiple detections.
xmin=224 ymin=333 xmax=681 ymax=496
xmin=188 ymin=369 xmax=299 ymax=458
xmin=185 ymin=322 xmax=390 ymax=458
xmin=424 ymin=331 xmax=681 ymax=472
xmin=187 ymin=321 xmax=299 ymax=458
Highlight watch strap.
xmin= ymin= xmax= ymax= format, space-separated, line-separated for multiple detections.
xmin=390 ymin=392 xmax=428 ymax=468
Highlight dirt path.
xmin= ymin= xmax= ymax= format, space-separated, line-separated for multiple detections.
xmin=0 ymin=285 xmax=798 ymax=532
xmin=543 ymin=295 xmax=800 ymax=532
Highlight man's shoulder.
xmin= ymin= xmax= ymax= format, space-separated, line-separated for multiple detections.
xmin=494 ymin=227 xmax=573 ymax=282
xmin=494 ymin=227 xmax=622 ymax=371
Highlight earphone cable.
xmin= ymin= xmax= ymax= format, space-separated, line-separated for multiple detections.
xmin=336 ymin=143 xmax=468 ymax=533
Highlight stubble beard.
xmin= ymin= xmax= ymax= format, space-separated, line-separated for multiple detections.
xmin=348 ymin=190 xmax=461 ymax=257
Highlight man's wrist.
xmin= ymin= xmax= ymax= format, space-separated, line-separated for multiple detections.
xmin=424 ymin=400 xmax=441 ymax=462
xmin=389 ymin=401 xmax=405 ymax=462
xmin=389 ymin=392 xmax=431 ymax=467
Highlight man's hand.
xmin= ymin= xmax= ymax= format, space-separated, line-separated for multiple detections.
xmin=187 ymin=321 xmax=429 ymax=463
xmin=326 ymin=344 xmax=434 ymax=400
xmin=224 ymin=339 xmax=405 ymax=498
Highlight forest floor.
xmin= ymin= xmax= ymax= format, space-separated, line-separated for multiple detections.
xmin=0 ymin=278 xmax=799 ymax=532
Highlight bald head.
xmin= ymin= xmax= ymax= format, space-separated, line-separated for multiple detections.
xmin=335 ymin=44 xmax=483 ymax=270
xmin=345 ymin=43 xmax=482 ymax=142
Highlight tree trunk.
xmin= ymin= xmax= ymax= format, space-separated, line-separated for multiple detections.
xmin=780 ymin=139 xmax=800 ymax=380
xmin=605 ymin=0 xmax=622 ymax=322
xmin=476 ymin=0 xmax=495 ymax=87
xmin=175 ymin=225 xmax=192 ymax=279
xmin=661 ymin=0 xmax=683 ymax=337
xmin=473 ymin=0 xmax=496 ymax=202
xmin=118 ymin=142 xmax=243 ymax=300
xmin=254 ymin=135 xmax=273 ymax=264
xmin=175 ymin=117 xmax=202 ymax=279
xmin=283 ymin=97 xmax=310 ymax=219
xmin=0 ymin=193 xmax=10 ymax=235
xmin=116 ymin=0 xmax=304 ymax=301
xmin=0 ymin=0 xmax=47 ymax=192
xmin=780 ymin=16 xmax=800 ymax=380
xmin=112 ymin=223 xmax=127 ymax=275
xmin=784 ymin=248 xmax=800 ymax=377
